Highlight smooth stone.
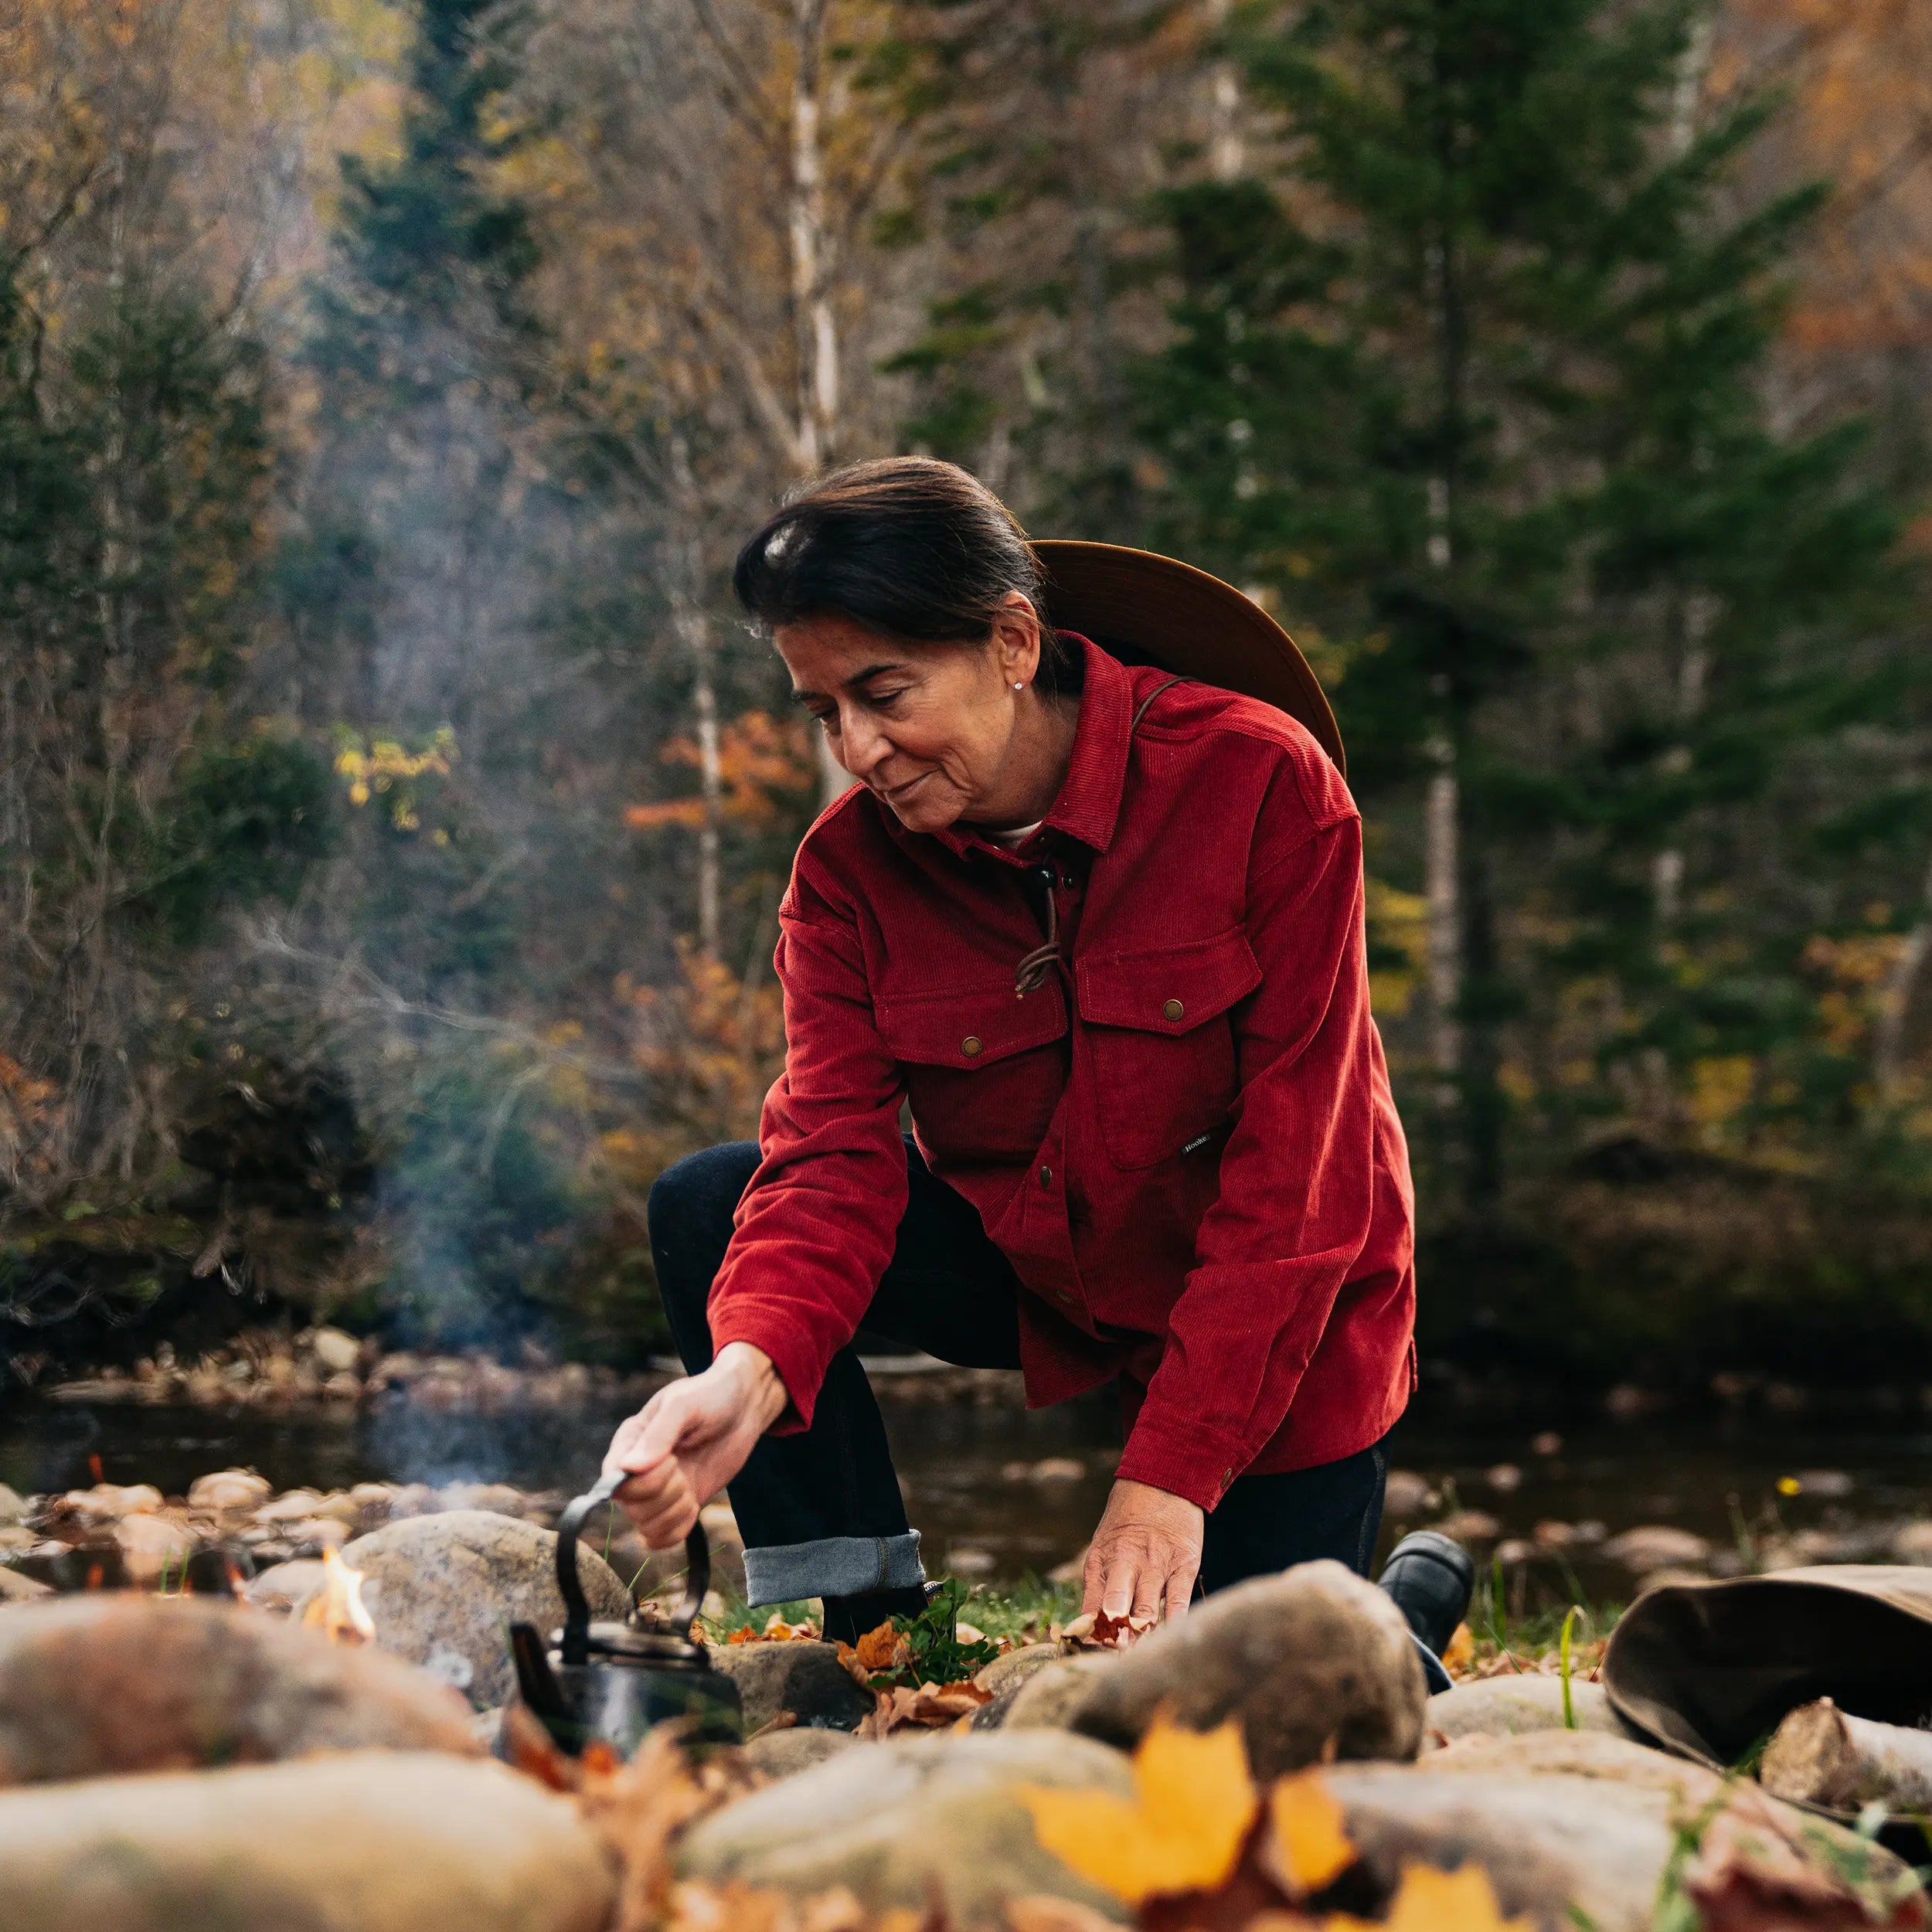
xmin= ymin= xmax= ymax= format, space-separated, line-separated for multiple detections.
xmin=0 ymin=1596 xmax=480 ymax=1785
xmin=1600 ymin=1526 xmax=1712 ymax=1573
xmin=971 ymin=1643 xmax=1068 ymax=1729
xmin=246 ymin=1559 xmax=327 ymax=1613
xmin=0 ymin=1750 xmax=614 ymax=1932
xmin=1425 ymin=1676 xmax=1636 ymax=1744
xmin=187 ymin=1469 xmax=273 ymax=1513
xmin=1051 ymin=1561 xmax=1424 ymax=1778
xmin=743 ymin=1726 xmax=862 ymax=1777
xmin=0 ymin=1488 xmax=24 ymax=1529
xmin=1329 ymin=1736 xmax=1918 ymax=1932
xmin=677 ymin=1729 xmax=1134 ymax=1925
xmin=0 ymin=1571 xmax=51 ymax=1606
xmin=309 ymin=1326 xmax=362 ymax=1373
xmin=315 ymin=1511 xmax=632 ymax=1710
xmin=111 ymin=1512 xmax=195 ymax=1584
xmin=1002 ymin=1655 xmax=1116 ymax=1733
xmin=709 ymin=1641 xmax=873 ymax=1733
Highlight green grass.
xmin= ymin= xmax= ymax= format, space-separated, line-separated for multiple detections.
xmin=696 ymin=1574 xmax=1080 ymax=1648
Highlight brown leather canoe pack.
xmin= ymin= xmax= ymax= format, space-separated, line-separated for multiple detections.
xmin=1604 ymin=1565 xmax=1932 ymax=1794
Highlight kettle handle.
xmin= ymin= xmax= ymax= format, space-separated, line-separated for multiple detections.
xmin=556 ymin=1468 xmax=713 ymax=1665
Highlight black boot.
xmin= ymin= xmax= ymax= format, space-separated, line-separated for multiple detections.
xmin=819 ymin=1584 xmax=932 ymax=1647
xmin=1376 ymin=1530 xmax=1475 ymax=1658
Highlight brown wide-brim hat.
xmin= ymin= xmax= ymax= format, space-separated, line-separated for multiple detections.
xmin=1032 ymin=540 xmax=1344 ymax=772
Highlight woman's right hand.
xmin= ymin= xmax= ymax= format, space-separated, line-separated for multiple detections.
xmin=602 ymin=1342 xmax=788 ymax=1547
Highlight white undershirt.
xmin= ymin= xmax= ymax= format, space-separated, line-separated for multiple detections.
xmin=983 ymin=821 xmax=1042 ymax=851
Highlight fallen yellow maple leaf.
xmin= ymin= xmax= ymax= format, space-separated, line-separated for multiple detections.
xmin=1265 ymin=1770 xmax=1355 ymax=1896
xmin=1327 ymin=1861 xmax=1531 ymax=1932
xmin=1018 ymin=1715 xmax=1258 ymax=1904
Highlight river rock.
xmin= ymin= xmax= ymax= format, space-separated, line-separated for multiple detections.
xmin=1342 ymin=1733 xmax=1918 ymax=1931
xmin=1003 ymin=1655 xmax=1117 ymax=1733
xmin=1600 ymin=1526 xmax=1711 ymax=1573
xmin=677 ymin=1729 xmax=1134 ymax=1926
xmin=1424 ymin=1675 xmax=1635 ymax=1744
xmin=0 ymin=1488 xmax=25 ymax=1529
xmin=188 ymin=1468 xmax=273 ymax=1513
xmin=1054 ymin=1561 xmax=1426 ymax=1778
xmin=111 ymin=1512 xmax=195 ymax=1584
xmin=0 ymin=1595 xmax=480 ymax=1784
xmin=970 ymin=1642 xmax=1069 ymax=1729
xmin=744 ymin=1726 xmax=862 ymax=1777
xmin=309 ymin=1325 xmax=362 ymax=1373
xmin=246 ymin=1558 xmax=327 ymax=1612
xmin=0 ymin=1750 xmax=614 ymax=1932
xmin=1383 ymin=1469 xmax=1435 ymax=1519
xmin=709 ymin=1640 xmax=873 ymax=1733
xmin=315 ymin=1510 xmax=633 ymax=1709
xmin=1321 ymin=1754 xmax=1909 ymax=1932
xmin=0 ymin=1571 xmax=50 ymax=1606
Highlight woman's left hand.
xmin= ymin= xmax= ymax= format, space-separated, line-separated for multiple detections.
xmin=1082 ymin=1478 xmax=1204 ymax=1628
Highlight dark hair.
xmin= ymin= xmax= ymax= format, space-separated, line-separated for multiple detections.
xmin=732 ymin=457 xmax=1081 ymax=697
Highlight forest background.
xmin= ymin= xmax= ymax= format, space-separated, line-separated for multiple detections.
xmin=2 ymin=0 xmax=1930 ymax=1403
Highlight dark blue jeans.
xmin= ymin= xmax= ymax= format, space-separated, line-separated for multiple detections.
xmin=648 ymin=1138 xmax=1389 ymax=1613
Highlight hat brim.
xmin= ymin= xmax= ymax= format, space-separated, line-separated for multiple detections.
xmin=1032 ymin=540 xmax=1344 ymax=773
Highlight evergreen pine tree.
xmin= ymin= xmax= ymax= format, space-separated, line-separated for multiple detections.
xmin=1134 ymin=0 xmax=1915 ymax=1220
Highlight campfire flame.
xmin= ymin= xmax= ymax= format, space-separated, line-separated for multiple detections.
xmin=301 ymin=1546 xmax=376 ymax=1645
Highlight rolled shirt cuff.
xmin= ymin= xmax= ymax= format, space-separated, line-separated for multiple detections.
xmin=742 ymin=1531 xmax=927 ymax=1608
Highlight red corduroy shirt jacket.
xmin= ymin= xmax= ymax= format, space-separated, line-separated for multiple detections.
xmin=709 ymin=638 xmax=1416 ymax=1511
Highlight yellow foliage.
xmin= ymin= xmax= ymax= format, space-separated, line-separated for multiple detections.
xmin=1365 ymin=876 xmax=1427 ymax=1019
xmin=1265 ymin=1770 xmax=1355 ymax=1897
xmin=1328 ymin=1861 xmax=1531 ymax=1932
xmin=1018 ymin=1716 xmax=1257 ymax=1904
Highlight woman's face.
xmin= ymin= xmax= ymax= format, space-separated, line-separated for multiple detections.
xmin=775 ymin=597 xmax=1045 ymax=835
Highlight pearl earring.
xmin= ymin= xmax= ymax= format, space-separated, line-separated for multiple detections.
xmin=1013 ymin=682 xmax=1025 ymax=691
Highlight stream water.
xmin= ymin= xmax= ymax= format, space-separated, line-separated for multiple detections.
xmin=6 ymin=1388 xmax=1931 ymax=1607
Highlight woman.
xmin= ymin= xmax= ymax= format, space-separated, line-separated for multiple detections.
xmin=605 ymin=457 xmax=1454 ymax=1652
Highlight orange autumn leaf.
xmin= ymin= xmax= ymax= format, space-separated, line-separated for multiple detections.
xmin=1264 ymin=1770 xmax=1355 ymax=1896
xmin=853 ymin=1620 xmax=909 ymax=1672
xmin=1328 ymin=1862 xmax=1532 ymax=1932
xmin=1019 ymin=1716 xmax=1258 ymax=1904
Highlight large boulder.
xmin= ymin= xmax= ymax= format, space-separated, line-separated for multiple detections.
xmin=708 ymin=1641 xmax=873 ymax=1733
xmin=971 ymin=1643 xmax=1067 ymax=1729
xmin=0 ymin=1596 xmax=478 ymax=1786
xmin=1424 ymin=1675 xmax=1638 ymax=1745
xmin=1038 ymin=1561 xmax=1425 ymax=1778
xmin=1324 ymin=1737 xmax=1919 ymax=1932
xmin=313 ymin=1511 xmax=632 ymax=1709
xmin=677 ymin=1729 xmax=1134 ymax=1927
xmin=743 ymin=1727 xmax=863 ymax=1778
xmin=0 ymin=1750 xmax=614 ymax=1932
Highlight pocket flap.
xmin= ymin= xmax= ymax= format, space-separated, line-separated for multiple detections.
xmin=874 ymin=979 xmax=1069 ymax=1069
xmin=1076 ymin=927 xmax=1261 ymax=1033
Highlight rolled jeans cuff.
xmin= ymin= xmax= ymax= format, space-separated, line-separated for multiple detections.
xmin=742 ymin=1531 xmax=927 ymax=1607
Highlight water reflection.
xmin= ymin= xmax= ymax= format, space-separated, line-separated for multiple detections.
xmin=9 ymin=1393 xmax=1932 ymax=1597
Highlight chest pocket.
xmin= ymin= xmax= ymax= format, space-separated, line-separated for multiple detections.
xmin=873 ymin=981 xmax=1069 ymax=1161
xmin=1076 ymin=928 xmax=1262 ymax=1169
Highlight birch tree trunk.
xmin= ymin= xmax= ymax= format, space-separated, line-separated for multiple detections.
xmin=670 ymin=439 xmax=724 ymax=961
xmin=1423 ymin=467 xmax=1461 ymax=1098
xmin=1875 ymin=853 xmax=1932 ymax=1095
xmin=1651 ymin=20 xmax=1715 ymax=927
xmin=788 ymin=0 xmax=838 ymax=474
xmin=1203 ymin=0 xmax=1243 ymax=182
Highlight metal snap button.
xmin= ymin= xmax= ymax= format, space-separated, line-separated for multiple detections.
xmin=1039 ymin=1165 xmax=1053 ymax=1188
xmin=1162 ymin=998 xmax=1185 ymax=1022
xmin=961 ymin=1036 xmax=983 ymax=1056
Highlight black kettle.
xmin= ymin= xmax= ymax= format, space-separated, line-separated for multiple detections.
xmin=510 ymin=1469 xmax=743 ymax=1757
